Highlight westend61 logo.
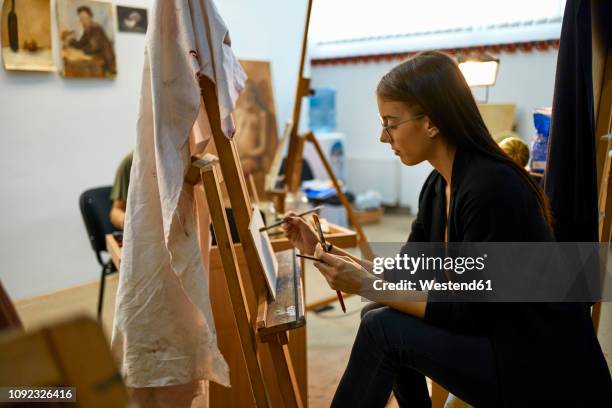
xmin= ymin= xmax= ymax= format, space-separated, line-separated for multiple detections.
xmin=372 ymin=253 xmax=488 ymax=275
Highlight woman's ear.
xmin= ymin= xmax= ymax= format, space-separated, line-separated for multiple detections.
xmin=425 ymin=118 xmax=439 ymax=138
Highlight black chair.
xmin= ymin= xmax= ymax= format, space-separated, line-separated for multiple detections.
xmin=79 ymin=186 xmax=120 ymax=320
xmin=278 ymin=157 xmax=315 ymax=184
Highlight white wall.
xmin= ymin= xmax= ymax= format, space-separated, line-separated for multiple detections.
xmin=310 ymin=49 xmax=559 ymax=211
xmin=0 ymin=0 xmax=308 ymax=300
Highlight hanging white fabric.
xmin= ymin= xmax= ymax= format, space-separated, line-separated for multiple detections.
xmin=110 ymin=0 xmax=247 ymax=393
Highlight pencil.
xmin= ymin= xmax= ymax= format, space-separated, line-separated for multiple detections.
xmin=312 ymin=213 xmax=346 ymax=313
xmin=258 ymin=205 xmax=323 ymax=232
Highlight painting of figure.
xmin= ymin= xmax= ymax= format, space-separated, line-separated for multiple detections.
xmin=1 ymin=0 xmax=55 ymax=72
xmin=57 ymin=0 xmax=117 ymax=78
xmin=235 ymin=60 xmax=279 ymax=200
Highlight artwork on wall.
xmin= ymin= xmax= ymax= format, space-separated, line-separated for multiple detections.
xmin=1 ymin=0 xmax=55 ymax=72
xmin=57 ymin=0 xmax=117 ymax=79
xmin=116 ymin=6 xmax=147 ymax=34
xmin=235 ymin=60 xmax=279 ymax=200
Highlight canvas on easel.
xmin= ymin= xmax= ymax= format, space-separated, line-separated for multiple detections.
xmin=266 ymin=120 xmax=293 ymax=192
xmin=235 ymin=60 xmax=279 ymax=200
xmin=249 ymin=204 xmax=279 ymax=299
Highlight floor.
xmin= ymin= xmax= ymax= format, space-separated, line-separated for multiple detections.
xmin=13 ymin=213 xmax=612 ymax=407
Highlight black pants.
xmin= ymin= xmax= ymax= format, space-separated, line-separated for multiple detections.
xmin=331 ymin=303 xmax=499 ymax=408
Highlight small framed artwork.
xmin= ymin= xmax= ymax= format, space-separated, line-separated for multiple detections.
xmin=57 ymin=0 xmax=117 ymax=78
xmin=1 ymin=0 xmax=55 ymax=72
xmin=116 ymin=6 xmax=147 ymax=34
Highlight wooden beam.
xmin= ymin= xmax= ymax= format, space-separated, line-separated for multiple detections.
xmin=198 ymin=76 xmax=269 ymax=308
xmin=594 ymin=47 xmax=612 ymax=333
xmin=197 ymin=76 xmax=306 ymax=407
xmin=595 ymin=52 xmax=612 ymax=188
xmin=267 ymin=338 xmax=304 ymax=408
xmin=197 ymin=160 xmax=271 ymax=407
xmin=284 ymin=0 xmax=314 ymax=193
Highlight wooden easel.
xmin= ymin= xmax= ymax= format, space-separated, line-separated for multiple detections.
xmin=593 ymin=45 xmax=612 ymax=333
xmin=268 ymin=0 xmax=374 ymax=264
xmin=278 ymin=2 xmax=376 ymax=310
xmin=0 ymin=316 xmax=130 ymax=407
xmin=185 ymin=75 xmax=304 ymax=407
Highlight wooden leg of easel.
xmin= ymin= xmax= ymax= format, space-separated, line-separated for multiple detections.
xmin=199 ymin=162 xmax=270 ymax=408
xmin=592 ymin=302 xmax=602 ymax=333
xmin=284 ymin=0 xmax=314 ymax=193
xmin=305 ymin=132 xmax=375 ymax=260
xmin=248 ymin=173 xmax=260 ymax=203
xmin=431 ymin=381 xmax=449 ymax=408
xmin=596 ymin=142 xmax=612 ymax=334
xmin=198 ymin=75 xmax=270 ymax=297
xmin=265 ymin=332 xmax=304 ymax=408
xmin=595 ymin=51 xmax=612 ymax=334
xmin=595 ymin=51 xmax=612 ymax=195
xmin=287 ymin=134 xmax=306 ymax=193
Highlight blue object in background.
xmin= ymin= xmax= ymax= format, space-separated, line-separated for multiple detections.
xmin=530 ymin=108 xmax=552 ymax=174
xmin=329 ymin=140 xmax=345 ymax=183
xmin=309 ymin=88 xmax=336 ymax=132
xmin=303 ymin=187 xmax=337 ymax=200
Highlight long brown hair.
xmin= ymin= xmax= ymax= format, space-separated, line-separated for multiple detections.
xmin=376 ymin=50 xmax=553 ymax=229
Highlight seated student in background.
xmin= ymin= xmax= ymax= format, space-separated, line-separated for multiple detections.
xmin=110 ymin=150 xmax=133 ymax=230
xmin=499 ymin=136 xmax=544 ymax=185
xmin=498 ymin=136 xmax=529 ymax=168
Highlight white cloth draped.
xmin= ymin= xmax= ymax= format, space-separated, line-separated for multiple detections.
xmin=110 ymin=0 xmax=246 ymax=399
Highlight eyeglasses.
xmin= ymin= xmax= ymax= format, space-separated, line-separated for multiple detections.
xmin=380 ymin=114 xmax=425 ymax=141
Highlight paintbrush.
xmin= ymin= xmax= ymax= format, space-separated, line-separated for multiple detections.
xmin=312 ymin=213 xmax=347 ymax=313
xmin=296 ymin=254 xmax=325 ymax=262
xmin=258 ymin=205 xmax=323 ymax=232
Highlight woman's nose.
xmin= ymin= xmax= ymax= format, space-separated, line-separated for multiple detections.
xmin=380 ymin=130 xmax=391 ymax=144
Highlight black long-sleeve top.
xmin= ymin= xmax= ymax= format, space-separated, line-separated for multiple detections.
xmin=408 ymin=145 xmax=611 ymax=407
